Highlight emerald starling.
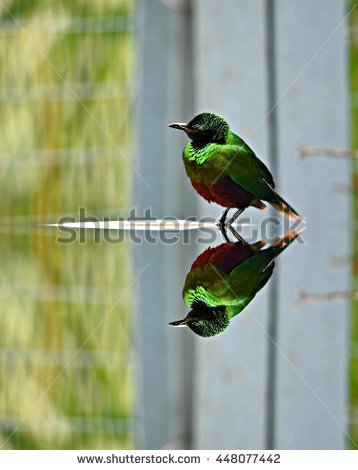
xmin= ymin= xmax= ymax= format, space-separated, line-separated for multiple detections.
xmin=169 ymin=112 xmax=302 ymax=225
xmin=169 ymin=228 xmax=303 ymax=337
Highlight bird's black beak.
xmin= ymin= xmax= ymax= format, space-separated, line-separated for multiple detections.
xmin=168 ymin=122 xmax=189 ymax=132
xmin=169 ymin=317 xmax=190 ymax=327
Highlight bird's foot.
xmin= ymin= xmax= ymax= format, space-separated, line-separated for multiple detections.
xmin=217 ymin=208 xmax=229 ymax=232
xmin=217 ymin=208 xmax=246 ymax=243
xmin=220 ymin=224 xmax=231 ymax=243
xmin=228 ymin=225 xmax=247 ymax=244
xmin=225 ymin=208 xmax=244 ymax=228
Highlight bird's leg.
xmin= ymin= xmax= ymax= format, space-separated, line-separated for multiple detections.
xmin=228 ymin=225 xmax=247 ymax=244
xmin=220 ymin=224 xmax=231 ymax=243
xmin=217 ymin=208 xmax=229 ymax=231
xmin=225 ymin=208 xmax=244 ymax=228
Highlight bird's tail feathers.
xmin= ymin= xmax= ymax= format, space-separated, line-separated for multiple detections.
xmin=270 ymin=227 xmax=305 ymax=252
xmin=271 ymin=192 xmax=303 ymax=222
xmin=251 ymin=200 xmax=267 ymax=211
xmin=261 ymin=227 xmax=304 ymax=272
xmin=250 ymin=240 xmax=267 ymax=251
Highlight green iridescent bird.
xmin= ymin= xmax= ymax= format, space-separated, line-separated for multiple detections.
xmin=169 ymin=112 xmax=302 ymax=226
xmin=169 ymin=229 xmax=303 ymax=338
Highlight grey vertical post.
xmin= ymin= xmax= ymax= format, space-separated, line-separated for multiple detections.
xmin=273 ymin=0 xmax=350 ymax=449
xmin=134 ymin=0 xmax=171 ymax=449
xmin=165 ymin=1 xmax=196 ymax=449
xmin=193 ymin=0 xmax=272 ymax=449
xmin=135 ymin=0 xmax=195 ymax=449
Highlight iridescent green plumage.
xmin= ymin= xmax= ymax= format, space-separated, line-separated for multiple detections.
xmin=170 ymin=112 xmax=302 ymax=221
xmin=170 ymin=230 xmax=303 ymax=337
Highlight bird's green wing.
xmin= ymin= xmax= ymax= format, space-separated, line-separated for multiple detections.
xmin=226 ymin=250 xmax=276 ymax=318
xmin=222 ymin=134 xmax=275 ymax=199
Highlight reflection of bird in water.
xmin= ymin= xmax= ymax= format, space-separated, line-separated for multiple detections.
xmin=169 ymin=112 xmax=303 ymax=233
xmin=169 ymin=228 xmax=304 ymax=338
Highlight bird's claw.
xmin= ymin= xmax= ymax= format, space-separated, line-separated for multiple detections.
xmin=217 ymin=208 xmax=247 ymax=243
xmin=218 ymin=208 xmax=229 ymax=229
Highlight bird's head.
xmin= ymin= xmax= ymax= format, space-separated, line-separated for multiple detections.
xmin=169 ymin=299 xmax=230 ymax=338
xmin=169 ymin=112 xmax=230 ymax=144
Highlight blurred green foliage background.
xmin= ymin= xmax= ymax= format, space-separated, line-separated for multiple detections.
xmin=0 ymin=0 xmax=135 ymax=449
